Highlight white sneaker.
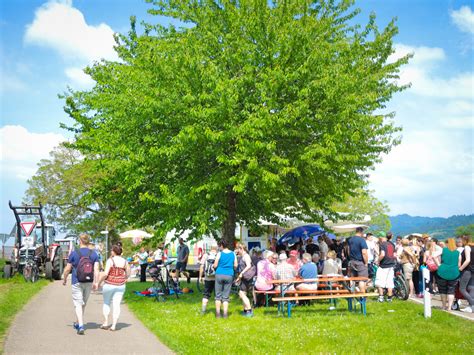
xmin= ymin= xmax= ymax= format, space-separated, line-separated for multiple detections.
xmin=461 ymin=306 xmax=472 ymax=313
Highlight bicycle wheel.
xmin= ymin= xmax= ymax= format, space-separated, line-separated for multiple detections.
xmin=394 ymin=274 xmax=409 ymax=300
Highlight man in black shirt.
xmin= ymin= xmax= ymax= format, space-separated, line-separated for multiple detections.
xmin=305 ymin=237 xmax=320 ymax=256
xmin=375 ymin=232 xmax=396 ymax=302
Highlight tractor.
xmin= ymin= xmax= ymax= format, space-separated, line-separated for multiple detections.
xmin=3 ymin=201 xmax=64 ymax=282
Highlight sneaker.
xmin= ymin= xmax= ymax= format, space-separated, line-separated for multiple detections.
xmin=387 ymin=297 xmax=393 ymax=303
xmin=378 ymin=297 xmax=384 ymax=303
xmin=243 ymin=310 xmax=254 ymax=318
xmin=417 ymin=293 xmax=424 ymax=298
xmin=73 ymin=322 xmax=79 ymax=330
xmin=461 ymin=306 xmax=472 ymax=313
xmin=215 ymin=313 xmax=221 ymax=318
xmin=77 ymin=326 xmax=85 ymax=335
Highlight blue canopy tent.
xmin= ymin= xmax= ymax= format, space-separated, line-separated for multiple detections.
xmin=278 ymin=224 xmax=325 ymax=245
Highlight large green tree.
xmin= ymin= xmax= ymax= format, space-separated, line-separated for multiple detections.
xmin=63 ymin=0 xmax=409 ymax=244
xmin=25 ymin=144 xmax=117 ymax=236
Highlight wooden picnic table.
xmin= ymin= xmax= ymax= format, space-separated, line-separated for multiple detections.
xmin=269 ymin=276 xmax=376 ymax=317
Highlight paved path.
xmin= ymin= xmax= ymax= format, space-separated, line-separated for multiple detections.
xmin=4 ymin=279 xmax=173 ymax=355
xmin=408 ymin=294 xmax=473 ymax=321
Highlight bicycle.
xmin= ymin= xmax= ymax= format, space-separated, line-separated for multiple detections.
xmin=370 ymin=263 xmax=409 ymax=300
xmin=148 ymin=260 xmax=180 ymax=301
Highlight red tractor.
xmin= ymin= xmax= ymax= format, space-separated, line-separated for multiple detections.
xmin=3 ymin=201 xmax=64 ymax=282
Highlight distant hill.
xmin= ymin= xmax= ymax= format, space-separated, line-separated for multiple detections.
xmin=389 ymin=214 xmax=474 ymax=239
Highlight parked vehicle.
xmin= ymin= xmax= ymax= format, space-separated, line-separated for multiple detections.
xmin=3 ymin=201 xmax=65 ymax=282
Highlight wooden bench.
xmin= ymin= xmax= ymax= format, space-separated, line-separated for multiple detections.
xmin=272 ymin=292 xmax=379 ymax=317
xmin=255 ymin=283 xmax=344 ymax=307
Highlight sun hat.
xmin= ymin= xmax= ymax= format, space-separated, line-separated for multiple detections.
xmin=289 ymin=250 xmax=298 ymax=257
xmin=279 ymin=253 xmax=288 ymax=261
xmin=377 ymin=231 xmax=386 ymax=238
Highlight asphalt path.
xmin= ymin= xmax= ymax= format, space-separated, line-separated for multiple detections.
xmin=4 ymin=279 xmax=173 ymax=355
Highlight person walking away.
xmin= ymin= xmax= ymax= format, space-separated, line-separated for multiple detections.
xmin=375 ymin=233 xmax=397 ymax=302
xmin=458 ymin=235 xmax=473 ymax=313
xmin=235 ymin=243 xmax=256 ymax=317
xmin=436 ymin=238 xmax=461 ymax=311
xmin=400 ymin=239 xmax=417 ymax=296
xmin=305 ymin=237 xmax=320 ymax=256
xmin=62 ymin=233 xmax=99 ymax=335
xmin=213 ymin=240 xmax=237 ymax=318
xmin=176 ymin=238 xmax=190 ymax=285
xmin=98 ymin=244 xmax=130 ymax=331
xmin=199 ymin=245 xmax=218 ymax=314
xmin=296 ymin=253 xmax=318 ymax=290
xmin=347 ymin=227 xmax=369 ymax=293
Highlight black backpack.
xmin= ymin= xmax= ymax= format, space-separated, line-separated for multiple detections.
xmin=76 ymin=249 xmax=94 ymax=282
xmin=204 ymin=253 xmax=216 ymax=277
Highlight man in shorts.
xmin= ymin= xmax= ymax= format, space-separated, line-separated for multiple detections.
xmin=375 ymin=232 xmax=397 ymax=302
xmin=348 ymin=227 xmax=369 ymax=293
xmin=175 ymin=238 xmax=190 ymax=285
xmin=62 ymin=233 xmax=99 ymax=335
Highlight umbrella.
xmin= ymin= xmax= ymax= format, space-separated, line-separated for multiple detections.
xmin=327 ymin=233 xmax=336 ymax=240
xmin=278 ymin=224 xmax=325 ymax=245
xmin=119 ymin=229 xmax=152 ymax=239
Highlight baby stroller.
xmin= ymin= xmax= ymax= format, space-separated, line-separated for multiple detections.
xmin=148 ymin=260 xmax=180 ymax=301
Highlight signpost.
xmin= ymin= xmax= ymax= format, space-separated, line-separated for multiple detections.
xmin=100 ymin=227 xmax=109 ymax=260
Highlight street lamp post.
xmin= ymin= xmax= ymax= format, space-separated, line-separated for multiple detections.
xmin=100 ymin=227 xmax=109 ymax=260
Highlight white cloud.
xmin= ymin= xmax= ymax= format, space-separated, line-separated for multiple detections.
xmin=25 ymin=0 xmax=118 ymax=63
xmin=390 ymin=44 xmax=473 ymax=98
xmin=450 ymin=6 xmax=474 ymax=34
xmin=370 ymin=127 xmax=473 ymax=217
xmin=24 ymin=0 xmax=117 ymax=87
xmin=65 ymin=67 xmax=94 ymax=88
xmin=0 ymin=125 xmax=65 ymax=180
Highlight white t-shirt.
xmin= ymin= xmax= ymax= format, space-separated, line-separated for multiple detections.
xmin=153 ymin=248 xmax=163 ymax=261
xmin=366 ymin=239 xmax=377 ymax=263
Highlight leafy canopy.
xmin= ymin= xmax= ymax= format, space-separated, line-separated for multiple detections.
xmin=63 ymin=0 xmax=409 ymax=242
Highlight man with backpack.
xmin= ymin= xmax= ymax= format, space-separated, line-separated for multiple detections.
xmin=199 ymin=245 xmax=218 ymax=314
xmin=62 ymin=233 xmax=100 ymax=335
xmin=375 ymin=231 xmax=397 ymax=302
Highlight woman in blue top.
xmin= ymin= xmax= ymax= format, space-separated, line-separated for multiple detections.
xmin=213 ymin=239 xmax=237 ymax=318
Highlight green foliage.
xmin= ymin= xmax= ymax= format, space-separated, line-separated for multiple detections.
xmin=124 ymin=281 xmax=473 ymax=354
xmin=331 ymin=188 xmax=391 ymax=232
xmin=25 ymin=144 xmax=118 ymax=236
xmin=456 ymin=224 xmax=474 ymax=237
xmin=0 ymin=276 xmax=48 ymax=352
xmin=63 ymin=0 xmax=409 ymax=243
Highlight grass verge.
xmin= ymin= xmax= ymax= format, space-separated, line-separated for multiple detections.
xmin=0 ymin=275 xmax=48 ymax=354
xmin=125 ymin=281 xmax=473 ymax=354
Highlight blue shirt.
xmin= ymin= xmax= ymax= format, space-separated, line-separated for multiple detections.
xmin=215 ymin=251 xmax=235 ymax=276
xmin=68 ymin=248 xmax=99 ymax=284
xmin=348 ymin=236 xmax=368 ymax=262
xmin=299 ymin=262 xmax=318 ymax=283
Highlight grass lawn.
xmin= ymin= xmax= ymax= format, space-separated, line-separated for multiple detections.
xmin=0 ymin=273 xmax=48 ymax=354
xmin=125 ymin=281 xmax=473 ymax=354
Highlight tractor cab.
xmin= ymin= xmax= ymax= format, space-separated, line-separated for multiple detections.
xmin=4 ymin=201 xmax=64 ymax=282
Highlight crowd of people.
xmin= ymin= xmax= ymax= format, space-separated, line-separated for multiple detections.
xmin=61 ymin=230 xmax=473 ymax=333
xmin=196 ymin=228 xmax=473 ymax=318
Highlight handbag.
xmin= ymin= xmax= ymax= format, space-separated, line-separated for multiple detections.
xmin=425 ymin=256 xmax=438 ymax=272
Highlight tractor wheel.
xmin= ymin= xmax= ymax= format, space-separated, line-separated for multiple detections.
xmin=52 ymin=247 xmax=63 ymax=280
xmin=45 ymin=261 xmax=53 ymax=280
xmin=3 ymin=264 xmax=12 ymax=279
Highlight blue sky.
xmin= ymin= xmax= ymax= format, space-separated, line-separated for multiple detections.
xmin=1 ymin=0 xmax=473 ymax=233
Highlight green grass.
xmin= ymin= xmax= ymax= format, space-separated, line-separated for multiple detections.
xmin=125 ymin=281 xmax=474 ymax=354
xmin=0 ymin=275 xmax=48 ymax=354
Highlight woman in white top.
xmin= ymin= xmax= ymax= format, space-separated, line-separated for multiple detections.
xmin=323 ymin=250 xmax=342 ymax=275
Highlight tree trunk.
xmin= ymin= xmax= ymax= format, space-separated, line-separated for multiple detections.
xmin=222 ymin=187 xmax=237 ymax=248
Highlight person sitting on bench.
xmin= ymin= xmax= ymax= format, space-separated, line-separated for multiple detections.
xmin=296 ymin=253 xmax=318 ymax=291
